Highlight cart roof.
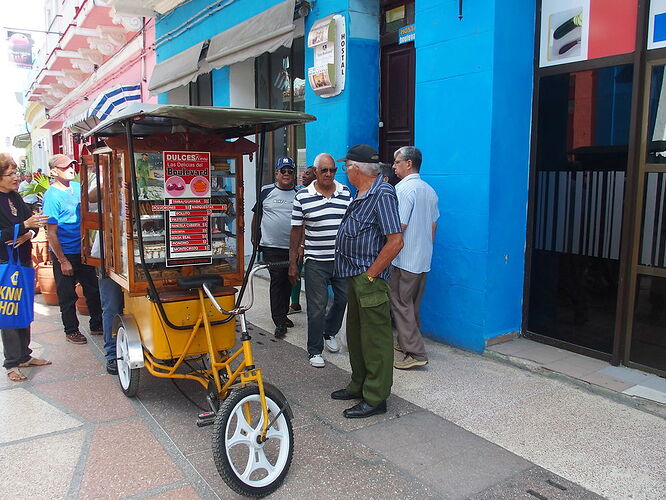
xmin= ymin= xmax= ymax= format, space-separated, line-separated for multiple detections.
xmin=83 ymin=103 xmax=316 ymax=138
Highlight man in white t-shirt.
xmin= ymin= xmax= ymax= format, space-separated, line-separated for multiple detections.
xmin=18 ymin=172 xmax=39 ymax=211
xmin=251 ymin=157 xmax=298 ymax=338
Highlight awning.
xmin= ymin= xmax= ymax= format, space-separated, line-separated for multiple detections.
xmin=64 ymin=83 xmax=142 ymax=134
xmin=148 ymin=0 xmax=295 ymax=96
xmin=83 ymin=103 xmax=316 ymax=138
xmin=205 ymin=0 xmax=295 ymax=71
xmin=148 ymin=41 xmax=205 ymax=96
xmin=12 ymin=133 xmax=31 ymax=148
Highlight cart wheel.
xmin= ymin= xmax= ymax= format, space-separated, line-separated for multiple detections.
xmin=116 ymin=322 xmax=141 ymax=397
xmin=212 ymin=385 xmax=294 ymax=497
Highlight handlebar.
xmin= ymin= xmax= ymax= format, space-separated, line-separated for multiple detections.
xmin=203 ymin=262 xmax=285 ymax=316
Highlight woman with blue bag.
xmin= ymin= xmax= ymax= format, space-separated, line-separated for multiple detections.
xmin=0 ymin=154 xmax=50 ymax=382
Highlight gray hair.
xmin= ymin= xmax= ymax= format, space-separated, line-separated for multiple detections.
xmin=313 ymin=153 xmax=334 ymax=168
xmin=394 ymin=146 xmax=422 ymax=171
xmin=350 ymin=161 xmax=380 ymax=176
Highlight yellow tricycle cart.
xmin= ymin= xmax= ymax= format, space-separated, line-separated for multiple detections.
xmin=77 ymin=104 xmax=315 ymax=497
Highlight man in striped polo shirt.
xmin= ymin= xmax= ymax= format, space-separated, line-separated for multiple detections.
xmin=331 ymin=144 xmax=403 ymax=419
xmin=390 ymin=146 xmax=440 ymax=370
xmin=289 ymin=153 xmax=352 ymax=368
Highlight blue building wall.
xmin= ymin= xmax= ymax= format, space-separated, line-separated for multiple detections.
xmin=414 ymin=0 xmax=535 ymax=352
xmin=303 ymin=0 xmax=379 ymax=178
xmin=154 ymin=0 xmax=536 ymax=354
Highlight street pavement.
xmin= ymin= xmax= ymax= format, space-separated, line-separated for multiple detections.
xmin=0 ymin=279 xmax=663 ymax=499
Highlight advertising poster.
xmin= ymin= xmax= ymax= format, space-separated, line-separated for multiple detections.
xmin=162 ymin=152 xmax=213 ymax=266
xmin=6 ymin=30 xmax=33 ymax=69
xmin=540 ymin=0 xmax=590 ymax=67
xmin=539 ymin=0 xmax=637 ymax=68
xmin=648 ymin=0 xmax=666 ymax=50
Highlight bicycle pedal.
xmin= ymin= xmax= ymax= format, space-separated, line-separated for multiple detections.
xmin=196 ymin=411 xmax=216 ymax=427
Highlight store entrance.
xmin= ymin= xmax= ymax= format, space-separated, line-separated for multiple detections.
xmin=379 ymin=1 xmax=415 ymax=163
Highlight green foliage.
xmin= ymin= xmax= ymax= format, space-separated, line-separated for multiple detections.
xmin=20 ymin=175 xmax=51 ymax=200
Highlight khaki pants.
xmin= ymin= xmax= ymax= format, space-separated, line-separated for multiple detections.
xmin=345 ymin=273 xmax=393 ymax=406
xmin=389 ymin=266 xmax=428 ymax=361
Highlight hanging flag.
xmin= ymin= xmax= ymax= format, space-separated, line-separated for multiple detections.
xmin=6 ymin=30 xmax=33 ymax=69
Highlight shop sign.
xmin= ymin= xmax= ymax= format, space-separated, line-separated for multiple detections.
xmin=162 ymin=151 xmax=213 ymax=267
xmin=539 ymin=0 xmax=637 ymax=68
xmin=649 ymin=0 xmax=666 ymax=50
xmin=398 ymin=24 xmax=415 ymax=45
xmin=6 ymin=30 xmax=33 ymax=69
xmin=307 ymin=14 xmax=346 ymax=98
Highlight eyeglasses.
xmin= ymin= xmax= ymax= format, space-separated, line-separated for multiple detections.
xmin=55 ymin=164 xmax=76 ymax=171
xmin=0 ymin=172 xmax=19 ymax=178
xmin=319 ymin=167 xmax=337 ymax=174
xmin=278 ymin=168 xmax=295 ymax=175
xmin=393 ymin=158 xmax=408 ymax=165
xmin=341 ymin=162 xmax=353 ymax=173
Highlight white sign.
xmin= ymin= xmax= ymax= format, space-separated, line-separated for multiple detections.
xmin=307 ymin=14 xmax=346 ymax=98
xmin=648 ymin=0 xmax=666 ymax=50
xmin=539 ymin=0 xmax=590 ymax=68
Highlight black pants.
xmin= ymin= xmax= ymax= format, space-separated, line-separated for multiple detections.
xmin=2 ymin=327 xmax=31 ymax=369
xmin=51 ymin=253 xmax=103 ymax=335
xmin=261 ymin=246 xmax=291 ymax=327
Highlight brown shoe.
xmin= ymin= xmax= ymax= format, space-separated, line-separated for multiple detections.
xmin=394 ymin=343 xmax=405 ymax=353
xmin=66 ymin=331 xmax=88 ymax=344
xmin=394 ymin=355 xmax=428 ymax=370
xmin=89 ymin=329 xmax=103 ymax=335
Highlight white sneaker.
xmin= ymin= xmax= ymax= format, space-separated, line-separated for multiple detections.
xmin=309 ymin=354 xmax=325 ymax=368
xmin=324 ymin=336 xmax=340 ymax=353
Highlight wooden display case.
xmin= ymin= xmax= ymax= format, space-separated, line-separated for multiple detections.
xmin=80 ymin=133 xmax=257 ymax=296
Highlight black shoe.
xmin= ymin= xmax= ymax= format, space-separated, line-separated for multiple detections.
xmin=343 ymin=400 xmax=387 ymax=419
xmin=284 ymin=318 xmax=294 ymax=328
xmin=274 ymin=325 xmax=287 ymax=338
xmin=106 ymin=359 xmax=118 ymax=375
xmin=331 ymin=388 xmax=361 ymax=400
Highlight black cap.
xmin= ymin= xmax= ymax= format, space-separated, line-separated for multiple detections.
xmin=337 ymin=144 xmax=379 ymax=164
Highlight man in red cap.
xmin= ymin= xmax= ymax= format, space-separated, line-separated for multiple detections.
xmin=43 ymin=154 xmax=103 ymax=344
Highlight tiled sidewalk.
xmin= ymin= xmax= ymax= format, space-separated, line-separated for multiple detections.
xmin=487 ymin=337 xmax=666 ymax=406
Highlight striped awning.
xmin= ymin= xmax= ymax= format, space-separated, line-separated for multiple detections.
xmin=64 ymin=84 xmax=142 ymax=134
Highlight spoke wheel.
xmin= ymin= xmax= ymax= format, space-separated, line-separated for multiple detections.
xmin=212 ymin=385 xmax=293 ymax=497
xmin=116 ymin=324 xmax=140 ymax=397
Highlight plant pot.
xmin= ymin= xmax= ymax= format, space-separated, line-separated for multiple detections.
xmin=75 ymin=283 xmax=89 ymax=316
xmin=31 ymin=228 xmax=49 ymax=266
xmin=37 ymin=263 xmax=59 ymax=306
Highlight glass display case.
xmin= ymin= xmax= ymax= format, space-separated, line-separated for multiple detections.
xmin=82 ymin=133 xmax=256 ymax=295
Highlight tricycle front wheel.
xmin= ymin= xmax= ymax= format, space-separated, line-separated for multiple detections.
xmin=212 ymin=385 xmax=293 ymax=497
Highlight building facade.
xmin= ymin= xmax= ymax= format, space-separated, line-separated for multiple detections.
xmin=26 ymin=0 xmax=664 ymax=377
xmin=23 ymin=0 xmax=159 ymax=164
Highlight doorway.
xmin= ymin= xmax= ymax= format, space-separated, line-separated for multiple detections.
xmin=379 ymin=1 xmax=415 ymax=163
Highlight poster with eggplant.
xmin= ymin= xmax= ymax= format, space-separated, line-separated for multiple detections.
xmin=540 ymin=0 xmax=590 ymax=68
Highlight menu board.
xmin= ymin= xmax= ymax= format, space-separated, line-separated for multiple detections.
xmin=162 ymin=152 xmax=213 ymax=267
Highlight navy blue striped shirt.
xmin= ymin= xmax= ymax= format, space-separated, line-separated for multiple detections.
xmin=334 ymin=174 xmax=402 ymax=280
xmin=292 ymin=180 xmax=352 ymax=261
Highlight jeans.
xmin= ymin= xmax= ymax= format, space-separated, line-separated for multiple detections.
xmin=261 ymin=246 xmax=291 ymax=327
xmin=99 ymin=276 xmax=123 ymax=360
xmin=51 ymin=253 xmax=103 ymax=335
xmin=303 ymin=259 xmax=347 ymax=355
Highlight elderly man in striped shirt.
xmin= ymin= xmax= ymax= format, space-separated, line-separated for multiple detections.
xmin=289 ymin=153 xmax=352 ymax=368
xmin=391 ymin=146 xmax=440 ymax=369
xmin=331 ymin=144 xmax=404 ymax=419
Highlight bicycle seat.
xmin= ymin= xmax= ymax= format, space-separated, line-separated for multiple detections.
xmin=177 ymin=275 xmax=225 ymax=290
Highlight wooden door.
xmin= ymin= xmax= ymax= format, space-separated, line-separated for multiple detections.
xmin=379 ymin=1 xmax=415 ymax=163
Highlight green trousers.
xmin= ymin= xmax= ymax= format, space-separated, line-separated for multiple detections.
xmin=345 ymin=273 xmax=393 ymax=406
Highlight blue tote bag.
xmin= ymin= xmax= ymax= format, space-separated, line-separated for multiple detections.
xmin=0 ymin=224 xmax=35 ymax=329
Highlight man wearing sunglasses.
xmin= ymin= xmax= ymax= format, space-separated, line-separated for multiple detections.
xmin=43 ymin=154 xmax=103 ymax=345
xmin=251 ymin=157 xmax=299 ymax=338
xmin=289 ymin=153 xmax=352 ymax=368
